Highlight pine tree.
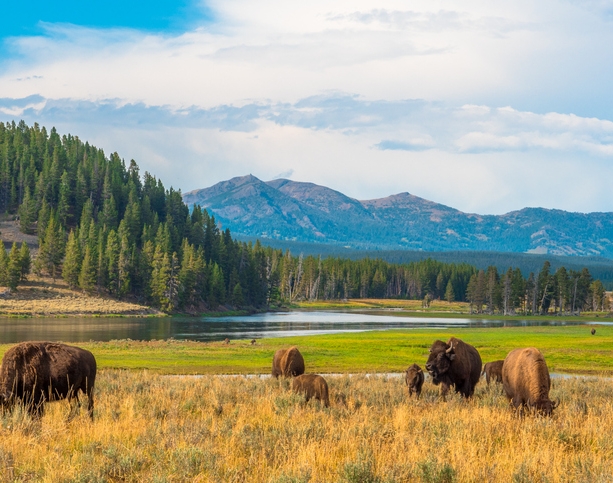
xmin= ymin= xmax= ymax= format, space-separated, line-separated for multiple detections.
xmin=106 ymin=229 xmax=120 ymax=294
xmin=18 ymin=188 xmax=37 ymax=234
xmin=79 ymin=245 xmax=97 ymax=292
xmin=444 ymin=279 xmax=455 ymax=303
xmin=36 ymin=213 xmax=65 ymax=280
xmin=117 ymin=234 xmax=132 ymax=297
xmin=63 ymin=230 xmax=82 ymax=289
xmin=232 ymin=283 xmax=244 ymax=308
xmin=0 ymin=243 xmax=8 ymax=287
xmin=7 ymin=243 xmax=22 ymax=290
xmin=19 ymin=242 xmax=31 ymax=281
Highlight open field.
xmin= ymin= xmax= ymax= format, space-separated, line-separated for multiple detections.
xmin=294 ymin=298 xmax=613 ymax=320
xmin=0 ymin=325 xmax=610 ymax=374
xmin=0 ymin=370 xmax=611 ymax=482
xmin=0 ymin=276 xmax=159 ymax=317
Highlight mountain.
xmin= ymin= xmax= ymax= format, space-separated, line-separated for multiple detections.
xmin=182 ymin=175 xmax=613 ymax=257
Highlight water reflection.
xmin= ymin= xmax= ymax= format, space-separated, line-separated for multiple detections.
xmin=0 ymin=311 xmax=601 ymax=343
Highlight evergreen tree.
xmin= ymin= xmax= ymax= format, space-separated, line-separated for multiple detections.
xmin=63 ymin=230 xmax=82 ymax=289
xmin=36 ymin=213 xmax=65 ymax=280
xmin=18 ymin=188 xmax=37 ymax=234
xmin=7 ymin=243 xmax=22 ymax=290
xmin=79 ymin=245 xmax=97 ymax=292
xmin=0 ymin=244 xmax=8 ymax=287
xmin=444 ymin=279 xmax=455 ymax=303
xmin=19 ymin=242 xmax=31 ymax=281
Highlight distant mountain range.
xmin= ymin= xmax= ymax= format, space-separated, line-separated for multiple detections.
xmin=182 ymin=175 xmax=613 ymax=258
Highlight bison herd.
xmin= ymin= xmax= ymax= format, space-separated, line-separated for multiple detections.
xmin=275 ymin=338 xmax=559 ymax=417
xmin=0 ymin=337 xmax=558 ymax=420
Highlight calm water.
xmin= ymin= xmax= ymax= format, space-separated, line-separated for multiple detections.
xmin=0 ymin=311 xmax=602 ymax=343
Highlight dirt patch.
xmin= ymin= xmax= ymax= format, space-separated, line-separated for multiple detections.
xmin=0 ymin=276 xmax=161 ymax=317
xmin=0 ymin=217 xmax=39 ymax=254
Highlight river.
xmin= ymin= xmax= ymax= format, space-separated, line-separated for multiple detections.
xmin=0 ymin=310 xmax=603 ymax=343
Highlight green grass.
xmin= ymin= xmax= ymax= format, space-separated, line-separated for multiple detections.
xmin=1 ymin=325 xmax=610 ymax=375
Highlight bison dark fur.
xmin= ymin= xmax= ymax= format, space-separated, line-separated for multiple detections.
xmin=271 ymin=346 xmax=305 ymax=378
xmin=481 ymin=360 xmax=504 ymax=385
xmin=292 ymin=374 xmax=330 ymax=407
xmin=0 ymin=341 xmax=96 ymax=419
xmin=405 ymin=363 xmax=424 ymax=398
xmin=425 ymin=337 xmax=482 ymax=399
xmin=502 ymin=347 xmax=558 ymax=416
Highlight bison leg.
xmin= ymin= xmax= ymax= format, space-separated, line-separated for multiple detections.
xmin=67 ymin=394 xmax=81 ymax=422
xmin=440 ymin=383 xmax=450 ymax=401
xmin=86 ymin=388 xmax=95 ymax=420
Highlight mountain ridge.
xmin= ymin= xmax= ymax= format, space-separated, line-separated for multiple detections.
xmin=182 ymin=175 xmax=613 ymax=257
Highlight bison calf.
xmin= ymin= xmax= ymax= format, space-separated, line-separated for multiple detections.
xmin=0 ymin=341 xmax=97 ymax=420
xmin=481 ymin=360 xmax=504 ymax=386
xmin=502 ymin=347 xmax=558 ymax=416
xmin=405 ymin=364 xmax=424 ymax=398
xmin=272 ymin=346 xmax=305 ymax=378
xmin=292 ymin=374 xmax=330 ymax=407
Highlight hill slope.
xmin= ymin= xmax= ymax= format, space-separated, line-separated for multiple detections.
xmin=183 ymin=175 xmax=613 ymax=257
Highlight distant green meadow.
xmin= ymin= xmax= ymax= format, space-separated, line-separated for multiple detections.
xmin=1 ymin=325 xmax=610 ymax=375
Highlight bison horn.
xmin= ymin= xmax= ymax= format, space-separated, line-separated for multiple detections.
xmin=445 ymin=345 xmax=454 ymax=354
xmin=552 ymin=398 xmax=560 ymax=409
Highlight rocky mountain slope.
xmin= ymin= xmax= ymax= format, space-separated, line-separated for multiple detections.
xmin=182 ymin=175 xmax=613 ymax=257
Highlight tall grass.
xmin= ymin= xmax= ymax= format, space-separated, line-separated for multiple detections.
xmin=0 ymin=371 xmax=612 ymax=482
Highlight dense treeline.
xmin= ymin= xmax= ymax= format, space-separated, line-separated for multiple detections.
xmin=0 ymin=120 xmax=607 ymax=314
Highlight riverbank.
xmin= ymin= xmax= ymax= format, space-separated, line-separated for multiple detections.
xmin=0 ymin=276 xmax=160 ymax=317
xmin=1 ymin=325 xmax=608 ymax=374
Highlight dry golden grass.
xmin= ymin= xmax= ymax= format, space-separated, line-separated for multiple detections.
xmin=0 ymin=370 xmax=611 ymax=482
xmin=0 ymin=276 xmax=158 ymax=316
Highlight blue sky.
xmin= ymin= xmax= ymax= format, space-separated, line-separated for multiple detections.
xmin=0 ymin=1 xmax=208 ymax=37
xmin=1 ymin=0 xmax=613 ymax=215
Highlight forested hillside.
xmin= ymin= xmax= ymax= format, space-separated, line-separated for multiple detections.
xmin=0 ymin=121 xmax=606 ymax=314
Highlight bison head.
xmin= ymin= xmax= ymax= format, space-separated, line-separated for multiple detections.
xmin=425 ymin=340 xmax=456 ymax=382
xmin=533 ymin=397 xmax=560 ymax=416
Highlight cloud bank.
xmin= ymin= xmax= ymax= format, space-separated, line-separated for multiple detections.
xmin=1 ymin=0 xmax=613 ymax=214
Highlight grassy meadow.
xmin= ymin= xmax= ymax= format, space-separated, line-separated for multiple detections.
xmin=0 ymin=325 xmax=608 ymax=374
xmin=0 ymin=370 xmax=611 ymax=482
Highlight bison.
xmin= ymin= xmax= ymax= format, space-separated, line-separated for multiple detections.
xmin=481 ymin=360 xmax=504 ymax=386
xmin=425 ymin=337 xmax=482 ymax=399
xmin=591 ymin=328 xmax=596 ymax=335
xmin=292 ymin=374 xmax=330 ymax=407
xmin=0 ymin=341 xmax=96 ymax=420
xmin=271 ymin=346 xmax=305 ymax=378
xmin=502 ymin=347 xmax=558 ymax=416
xmin=405 ymin=363 xmax=424 ymax=398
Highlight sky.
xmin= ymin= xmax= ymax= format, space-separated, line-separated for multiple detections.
xmin=1 ymin=0 xmax=613 ymax=215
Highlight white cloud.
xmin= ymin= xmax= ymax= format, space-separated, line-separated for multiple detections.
xmin=1 ymin=0 xmax=613 ymax=215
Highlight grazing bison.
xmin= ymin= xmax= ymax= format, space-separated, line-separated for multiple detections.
xmin=502 ymin=347 xmax=558 ymax=416
xmin=425 ymin=337 xmax=482 ymax=399
xmin=0 ymin=341 xmax=96 ymax=419
xmin=292 ymin=374 xmax=330 ymax=407
xmin=271 ymin=346 xmax=305 ymax=378
xmin=481 ymin=360 xmax=504 ymax=385
xmin=405 ymin=363 xmax=424 ymax=398
xmin=591 ymin=328 xmax=596 ymax=335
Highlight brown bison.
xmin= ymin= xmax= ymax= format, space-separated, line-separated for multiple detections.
xmin=502 ymin=347 xmax=558 ymax=416
xmin=591 ymin=328 xmax=596 ymax=335
xmin=292 ymin=374 xmax=330 ymax=407
xmin=481 ymin=360 xmax=504 ymax=385
xmin=405 ymin=363 xmax=424 ymax=398
xmin=0 ymin=341 xmax=96 ymax=419
xmin=271 ymin=346 xmax=305 ymax=378
xmin=425 ymin=337 xmax=482 ymax=399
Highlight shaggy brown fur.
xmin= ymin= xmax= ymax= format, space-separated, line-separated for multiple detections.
xmin=426 ymin=337 xmax=482 ymax=399
xmin=481 ymin=360 xmax=504 ymax=385
xmin=502 ymin=347 xmax=558 ymax=416
xmin=0 ymin=341 xmax=96 ymax=419
xmin=271 ymin=346 xmax=305 ymax=378
xmin=292 ymin=374 xmax=330 ymax=407
xmin=405 ymin=363 xmax=424 ymax=398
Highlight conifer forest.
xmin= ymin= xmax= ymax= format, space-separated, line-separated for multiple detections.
xmin=0 ymin=121 xmax=605 ymax=314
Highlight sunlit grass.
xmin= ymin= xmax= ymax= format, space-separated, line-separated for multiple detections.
xmin=0 ymin=370 xmax=611 ymax=482
xmin=0 ymin=325 xmax=611 ymax=375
